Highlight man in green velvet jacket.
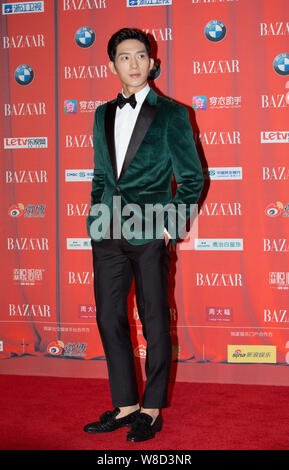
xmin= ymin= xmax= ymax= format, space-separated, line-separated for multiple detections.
xmin=84 ymin=28 xmax=204 ymax=443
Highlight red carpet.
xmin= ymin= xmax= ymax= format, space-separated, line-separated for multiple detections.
xmin=0 ymin=374 xmax=289 ymax=451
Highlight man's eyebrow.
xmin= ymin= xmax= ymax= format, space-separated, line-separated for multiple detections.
xmin=117 ymin=49 xmax=147 ymax=56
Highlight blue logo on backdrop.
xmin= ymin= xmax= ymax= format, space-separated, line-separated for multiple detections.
xmin=273 ymin=53 xmax=289 ymax=76
xmin=14 ymin=65 xmax=34 ymax=85
xmin=75 ymin=27 xmax=95 ymax=48
xmin=205 ymin=20 xmax=226 ymax=42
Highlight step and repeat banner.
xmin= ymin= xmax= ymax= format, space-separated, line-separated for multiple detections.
xmin=1 ymin=0 xmax=289 ymax=381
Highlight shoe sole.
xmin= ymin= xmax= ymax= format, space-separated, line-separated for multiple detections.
xmin=126 ymin=422 xmax=162 ymax=442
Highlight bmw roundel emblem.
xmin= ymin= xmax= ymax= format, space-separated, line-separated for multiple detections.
xmin=75 ymin=27 xmax=95 ymax=48
xmin=273 ymin=53 xmax=289 ymax=76
xmin=205 ymin=20 xmax=226 ymax=42
xmin=14 ymin=64 xmax=34 ymax=85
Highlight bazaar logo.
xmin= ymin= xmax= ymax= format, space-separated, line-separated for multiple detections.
xmin=205 ymin=20 xmax=226 ymax=42
xmin=14 ymin=64 xmax=34 ymax=85
xmin=75 ymin=27 xmax=95 ymax=48
xmin=273 ymin=53 xmax=289 ymax=76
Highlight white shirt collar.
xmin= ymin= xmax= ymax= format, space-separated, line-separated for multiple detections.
xmin=122 ymin=84 xmax=150 ymax=106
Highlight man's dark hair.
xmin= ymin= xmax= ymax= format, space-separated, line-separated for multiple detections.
xmin=107 ymin=28 xmax=151 ymax=62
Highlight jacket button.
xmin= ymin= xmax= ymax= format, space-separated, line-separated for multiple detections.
xmin=116 ymin=186 xmax=120 ymax=192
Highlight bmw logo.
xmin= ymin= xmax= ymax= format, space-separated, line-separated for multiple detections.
xmin=205 ymin=20 xmax=226 ymax=42
xmin=14 ymin=64 xmax=34 ymax=85
xmin=273 ymin=53 xmax=289 ymax=76
xmin=75 ymin=27 xmax=95 ymax=48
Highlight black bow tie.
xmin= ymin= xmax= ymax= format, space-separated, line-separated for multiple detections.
xmin=117 ymin=93 xmax=137 ymax=109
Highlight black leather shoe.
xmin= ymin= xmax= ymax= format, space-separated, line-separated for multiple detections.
xmin=83 ymin=407 xmax=140 ymax=433
xmin=126 ymin=413 xmax=162 ymax=442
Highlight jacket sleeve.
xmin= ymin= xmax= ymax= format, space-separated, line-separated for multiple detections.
xmin=90 ymin=108 xmax=105 ymax=207
xmin=165 ymin=104 xmax=204 ymax=242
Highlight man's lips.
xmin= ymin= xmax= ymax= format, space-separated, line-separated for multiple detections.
xmin=130 ymin=73 xmax=141 ymax=78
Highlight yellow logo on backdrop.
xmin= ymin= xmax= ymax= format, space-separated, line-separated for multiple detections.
xmin=227 ymin=345 xmax=276 ymax=363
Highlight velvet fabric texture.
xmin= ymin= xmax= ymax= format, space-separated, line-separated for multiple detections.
xmin=87 ymin=88 xmax=204 ymax=245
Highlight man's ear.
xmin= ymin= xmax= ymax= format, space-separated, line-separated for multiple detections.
xmin=149 ymin=58 xmax=154 ymax=71
xmin=108 ymin=61 xmax=118 ymax=75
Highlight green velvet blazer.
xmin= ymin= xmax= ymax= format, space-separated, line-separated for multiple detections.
xmin=86 ymin=88 xmax=204 ymax=245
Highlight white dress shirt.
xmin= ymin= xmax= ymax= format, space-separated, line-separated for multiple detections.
xmin=114 ymin=84 xmax=150 ymax=178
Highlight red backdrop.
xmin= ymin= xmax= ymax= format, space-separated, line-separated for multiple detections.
xmin=1 ymin=0 xmax=289 ymax=384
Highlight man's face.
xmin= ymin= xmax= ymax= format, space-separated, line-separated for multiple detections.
xmin=109 ymin=39 xmax=154 ymax=95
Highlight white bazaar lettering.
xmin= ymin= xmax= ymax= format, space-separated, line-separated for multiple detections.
xmin=199 ymin=202 xmax=241 ymax=216
xmin=261 ymin=94 xmax=288 ymax=108
xmin=263 ymin=167 xmax=289 ymax=180
xmin=200 ymin=131 xmax=241 ymax=144
xmin=142 ymin=28 xmax=173 ymax=41
xmin=2 ymin=34 xmax=45 ymax=48
xmin=6 ymin=170 xmax=48 ymax=183
xmin=9 ymin=304 xmax=51 ymax=317
xmin=64 ymin=65 xmax=108 ymax=79
xmin=5 ymin=102 xmax=46 ymax=116
xmin=67 ymin=203 xmax=89 ymax=216
xmin=193 ymin=60 xmax=240 ymax=74
xmin=264 ymin=239 xmax=289 ymax=252
xmin=260 ymin=22 xmax=289 ymax=36
xmin=196 ymin=273 xmax=243 ymax=286
xmin=65 ymin=135 xmax=93 ymax=148
xmin=8 ymin=238 xmax=49 ymax=250
xmin=264 ymin=309 xmax=289 ymax=323
xmin=68 ymin=272 xmax=94 ymax=284
xmin=63 ymin=0 xmax=106 ymax=9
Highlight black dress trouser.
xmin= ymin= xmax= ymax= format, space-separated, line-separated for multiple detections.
xmin=91 ymin=235 xmax=172 ymax=409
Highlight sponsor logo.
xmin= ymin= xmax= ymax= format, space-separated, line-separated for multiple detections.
xmin=75 ymin=27 xmax=95 ymax=48
xmin=65 ymin=134 xmax=93 ymax=148
xmin=227 ymin=345 xmax=276 ymax=364
xmin=9 ymin=304 xmax=51 ymax=318
xmin=47 ymin=341 xmax=87 ymax=357
xmin=261 ymin=131 xmax=289 ymax=143
xmin=67 ymin=238 xmax=92 ymax=249
xmin=134 ymin=344 xmax=146 ymax=358
xmin=196 ymin=273 xmax=243 ymax=287
xmin=199 ymin=202 xmax=242 ymax=216
xmin=8 ymin=203 xmax=46 ymax=217
xmin=205 ymin=20 xmax=226 ymax=42
xmin=264 ymin=239 xmax=289 ymax=252
xmin=2 ymin=2 xmax=44 ymax=14
xmin=64 ymin=100 xmax=77 ymax=114
xmin=2 ymin=34 xmax=45 ymax=48
xmin=273 ymin=53 xmax=289 ymax=76
xmin=78 ymin=304 xmax=96 ymax=318
xmin=127 ymin=0 xmax=172 ymax=6
xmin=269 ymin=272 xmax=289 ymax=290
xmin=13 ymin=268 xmax=44 ymax=285
xmin=67 ymin=203 xmax=89 ymax=216
xmin=264 ymin=309 xmax=289 ymax=323
xmin=193 ymin=59 xmax=240 ymax=74
xmin=193 ymin=96 xmax=207 ymax=110
xmin=4 ymin=137 xmax=47 ymax=149
xmin=199 ymin=130 xmax=241 ymax=144
xmin=261 ymin=22 xmax=289 ymax=37
xmin=192 ymin=0 xmax=239 ymax=3
xmin=207 ymin=307 xmax=233 ymax=322
xmin=4 ymin=102 xmax=46 ymax=116
xmin=194 ymin=239 xmax=243 ymax=250
xmin=265 ymin=202 xmax=289 ymax=217
xmin=65 ymin=169 xmax=93 ymax=181
xmin=14 ymin=64 xmax=34 ymax=85
xmin=63 ymin=0 xmax=106 ymax=10
xmin=8 ymin=237 xmax=49 ymax=251
xmin=6 ymin=170 xmax=48 ymax=183
xmin=208 ymin=167 xmax=242 ymax=180
xmin=64 ymin=65 xmax=108 ymax=79
xmin=263 ymin=166 xmax=289 ymax=181
xmin=0 ymin=341 xmax=3 ymax=352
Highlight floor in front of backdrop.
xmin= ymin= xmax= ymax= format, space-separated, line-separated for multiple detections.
xmin=0 ymin=374 xmax=289 ymax=451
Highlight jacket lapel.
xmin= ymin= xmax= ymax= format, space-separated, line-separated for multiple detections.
xmin=104 ymin=100 xmax=118 ymax=181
